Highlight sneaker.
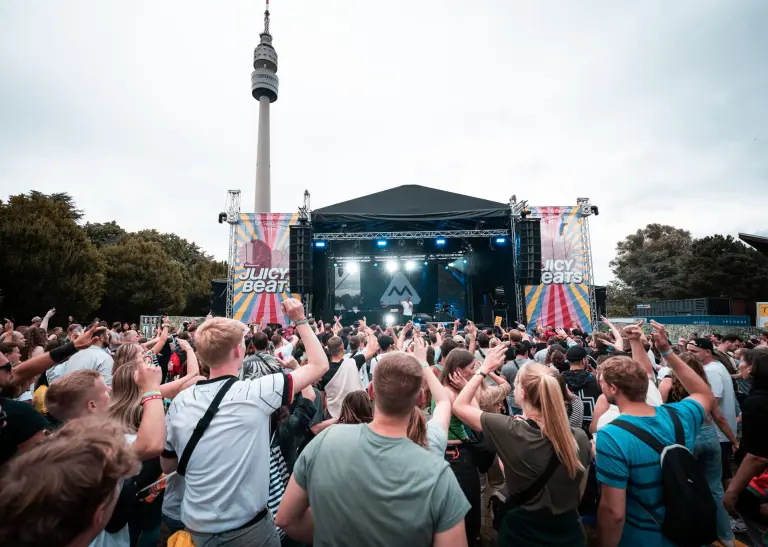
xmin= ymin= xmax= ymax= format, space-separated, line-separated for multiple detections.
xmin=730 ymin=516 xmax=748 ymax=534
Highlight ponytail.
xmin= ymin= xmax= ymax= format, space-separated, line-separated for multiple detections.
xmin=407 ymin=406 xmax=428 ymax=448
xmin=538 ymin=374 xmax=584 ymax=478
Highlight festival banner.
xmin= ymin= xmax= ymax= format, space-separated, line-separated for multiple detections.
xmin=232 ymin=213 xmax=300 ymax=325
xmin=523 ymin=206 xmax=593 ymax=332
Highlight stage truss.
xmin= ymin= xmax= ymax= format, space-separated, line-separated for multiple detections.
xmin=222 ymin=190 xmax=599 ymax=330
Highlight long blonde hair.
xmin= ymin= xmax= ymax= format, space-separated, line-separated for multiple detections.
xmin=109 ymin=343 xmax=144 ymax=432
xmin=517 ymin=363 xmax=583 ymax=478
xmin=407 ymin=406 xmax=428 ymax=448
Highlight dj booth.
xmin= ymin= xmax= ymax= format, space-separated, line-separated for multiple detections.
xmin=335 ymin=309 xmax=457 ymax=327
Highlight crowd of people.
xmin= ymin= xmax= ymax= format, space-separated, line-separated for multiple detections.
xmin=1 ymin=304 xmax=767 ymax=547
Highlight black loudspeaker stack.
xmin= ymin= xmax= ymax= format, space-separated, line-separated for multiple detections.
xmin=594 ymin=286 xmax=607 ymax=318
xmin=289 ymin=224 xmax=313 ymax=295
xmin=517 ymin=219 xmax=542 ymax=285
xmin=209 ymin=279 xmax=228 ymax=317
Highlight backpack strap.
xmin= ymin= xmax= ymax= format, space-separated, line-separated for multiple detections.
xmin=508 ymin=449 xmax=561 ymax=506
xmin=177 ymin=377 xmax=237 ymax=477
xmin=664 ymin=406 xmax=685 ymax=446
xmin=610 ymin=419 xmax=665 ymax=454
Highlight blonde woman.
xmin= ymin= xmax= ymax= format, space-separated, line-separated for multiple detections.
xmin=453 ymin=354 xmax=590 ymax=547
xmin=109 ymin=339 xmax=203 ymax=431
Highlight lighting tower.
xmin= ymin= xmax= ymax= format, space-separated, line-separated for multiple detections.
xmin=251 ymin=0 xmax=279 ymax=212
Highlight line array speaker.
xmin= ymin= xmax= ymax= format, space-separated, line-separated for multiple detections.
xmin=517 ymin=219 xmax=542 ymax=285
xmin=289 ymin=224 xmax=313 ymax=294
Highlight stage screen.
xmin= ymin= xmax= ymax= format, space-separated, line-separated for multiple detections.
xmin=333 ymin=262 xmax=447 ymax=319
xmin=232 ymin=213 xmax=300 ymax=325
xmin=523 ymin=206 xmax=592 ymax=332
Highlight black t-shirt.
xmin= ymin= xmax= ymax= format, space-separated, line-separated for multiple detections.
xmin=741 ymin=385 xmax=768 ymax=459
xmin=0 ymin=397 xmax=50 ymax=466
xmin=318 ymin=353 xmax=366 ymax=391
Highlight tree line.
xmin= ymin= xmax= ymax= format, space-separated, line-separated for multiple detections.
xmin=0 ymin=191 xmax=227 ymax=325
xmin=606 ymin=224 xmax=768 ymax=317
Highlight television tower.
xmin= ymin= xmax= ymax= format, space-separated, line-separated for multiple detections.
xmin=251 ymin=0 xmax=279 ymax=212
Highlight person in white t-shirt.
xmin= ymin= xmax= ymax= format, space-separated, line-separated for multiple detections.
xmin=401 ymin=296 xmax=414 ymax=320
xmin=160 ymin=298 xmax=329 ymax=547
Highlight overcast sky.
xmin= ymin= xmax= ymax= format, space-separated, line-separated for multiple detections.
xmin=2 ymin=0 xmax=766 ymax=283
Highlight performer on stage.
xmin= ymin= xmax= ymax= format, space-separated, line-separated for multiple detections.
xmin=400 ymin=296 xmax=414 ymax=321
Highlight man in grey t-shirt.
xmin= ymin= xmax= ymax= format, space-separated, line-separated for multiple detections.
xmin=277 ymin=352 xmax=470 ymax=547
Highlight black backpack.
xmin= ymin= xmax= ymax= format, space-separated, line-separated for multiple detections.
xmin=611 ymin=407 xmax=717 ymax=547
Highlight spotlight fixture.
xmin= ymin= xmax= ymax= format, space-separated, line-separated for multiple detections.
xmin=436 ymin=238 xmax=446 ymax=246
xmin=495 ymin=237 xmax=506 ymax=244
xmin=386 ymin=260 xmax=398 ymax=273
xmin=376 ymin=240 xmax=388 ymax=248
xmin=314 ymin=241 xmax=327 ymax=248
xmin=346 ymin=262 xmax=359 ymax=274
xmin=398 ymin=240 xmax=405 ymax=248
xmin=384 ymin=314 xmax=395 ymax=325
xmin=218 ymin=212 xmax=226 ymax=224
xmin=404 ymin=260 xmax=416 ymax=271
xmin=463 ymin=259 xmax=468 ymax=265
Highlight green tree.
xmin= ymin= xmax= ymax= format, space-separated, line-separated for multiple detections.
xmin=99 ymin=239 xmax=187 ymax=321
xmin=610 ymin=224 xmax=693 ymax=300
xmin=83 ymin=221 xmax=127 ymax=248
xmin=132 ymin=230 xmax=211 ymax=269
xmin=0 ymin=192 xmax=105 ymax=322
xmin=606 ymin=280 xmax=639 ymax=317
xmin=685 ymin=235 xmax=768 ymax=299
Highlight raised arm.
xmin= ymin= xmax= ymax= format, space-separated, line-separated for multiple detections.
xmin=39 ymin=308 xmax=55 ymax=332
xmin=623 ymin=323 xmax=654 ymax=380
xmin=651 ymin=321 xmax=713 ymax=414
xmin=411 ymin=335 xmax=452 ymax=434
xmin=601 ymin=316 xmax=625 ymax=352
xmin=159 ymin=339 xmax=203 ymax=399
xmin=452 ymin=342 xmax=509 ymax=432
xmin=150 ymin=319 xmax=169 ymax=355
xmin=132 ymin=356 xmax=165 ymax=460
xmin=465 ymin=321 xmax=477 ymax=355
xmin=10 ymin=325 xmax=107 ymax=385
xmin=283 ymin=299 xmax=329 ymax=394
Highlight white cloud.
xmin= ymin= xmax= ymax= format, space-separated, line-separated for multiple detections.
xmin=1 ymin=0 xmax=766 ymax=284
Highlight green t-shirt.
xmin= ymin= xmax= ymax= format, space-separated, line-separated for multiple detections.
xmin=293 ymin=423 xmax=470 ymax=547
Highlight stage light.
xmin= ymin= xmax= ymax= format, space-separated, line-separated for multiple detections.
xmin=463 ymin=259 xmax=468 ymax=264
xmin=495 ymin=237 xmax=506 ymax=244
xmin=405 ymin=260 xmax=416 ymax=271
xmin=436 ymin=238 xmax=446 ymax=246
xmin=424 ymin=261 xmax=428 ymax=266
xmin=377 ymin=240 xmax=388 ymax=248
xmin=373 ymin=262 xmax=378 ymax=267
xmin=346 ymin=262 xmax=359 ymax=274
xmin=384 ymin=314 xmax=395 ymax=325
xmin=314 ymin=241 xmax=327 ymax=248
xmin=386 ymin=260 xmax=398 ymax=273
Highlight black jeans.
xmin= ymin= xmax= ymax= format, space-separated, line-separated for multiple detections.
xmin=445 ymin=445 xmax=481 ymax=546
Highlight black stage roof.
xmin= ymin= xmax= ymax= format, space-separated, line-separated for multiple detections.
xmin=740 ymin=232 xmax=768 ymax=256
xmin=312 ymin=185 xmax=510 ymax=232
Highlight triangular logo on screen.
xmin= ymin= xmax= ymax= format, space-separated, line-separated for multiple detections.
xmin=381 ymin=272 xmax=421 ymax=305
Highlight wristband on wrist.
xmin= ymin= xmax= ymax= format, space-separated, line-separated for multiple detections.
xmin=141 ymin=395 xmax=163 ymax=405
xmin=295 ymin=318 xmax=309 ymax=326
xmin=49 ymin=342 xmax=79 ymax=364
xmin=142 ymin=391 xmax=161 ymax=398
xmin=476 ymin=371 xmax=487 ymax=378
xmin=661 ymin=349 xmax=673 ymax=357
xmin=421 ymin=362 xmax=430 ymax=369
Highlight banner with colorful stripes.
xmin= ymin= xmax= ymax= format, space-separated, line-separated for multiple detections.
xmin=524 ymin=206 xmax=593 ymax=332
xmin=232 ymin=213 xmax=300 ymax=325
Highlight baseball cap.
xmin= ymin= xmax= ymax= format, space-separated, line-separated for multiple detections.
xmin=688 ymin=338 xmax=714 ymax=352
xmin=31 ymin=316 xmax=42 ymax=323
xmin=565 ymin=346 xmax=588 ymax=362
xmin=453 ymin=335 xmax=465 ymax=344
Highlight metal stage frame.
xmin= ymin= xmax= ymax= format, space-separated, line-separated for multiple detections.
xmin=222 ymin=190 xmax=599 ymax=330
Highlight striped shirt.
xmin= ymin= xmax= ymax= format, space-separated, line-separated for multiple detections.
xmin=595 ymin=399 xmax=704 ymax=546
xmin=268 ymin=444 xmax=290 ymax=539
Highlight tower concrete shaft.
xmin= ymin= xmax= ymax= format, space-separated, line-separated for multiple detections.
xmin=251 ymin=0 xmax=279 ymax=213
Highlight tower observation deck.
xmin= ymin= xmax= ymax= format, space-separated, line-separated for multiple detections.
xmin=251 ymin=0 xmax=278 ymax=212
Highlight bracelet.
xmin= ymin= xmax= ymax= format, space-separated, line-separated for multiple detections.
xmin=141 ymin=391 xmax=161 ymax=399
xmin=661 ymin=349 xmax=673 ymax=357
xmin=295 ymin=318 xmax=309 ymax=326
xmin=421 ymin=362 xmax=430 ymax=369
xmin=476 ymin=371 xmax=488 ymax=378
xmin=141 ymin=395 xmax=163 ymax=405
